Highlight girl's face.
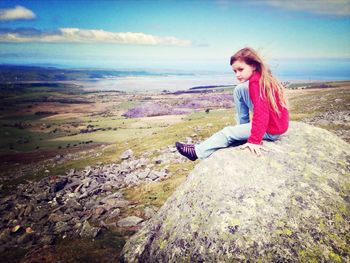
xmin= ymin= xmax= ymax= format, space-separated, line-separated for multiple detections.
xmin=231 ymin=60 xmax=256 ymax=83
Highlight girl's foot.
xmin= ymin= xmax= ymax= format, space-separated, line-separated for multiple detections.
xmin=175 ymin=142 xmax=198 ymax=161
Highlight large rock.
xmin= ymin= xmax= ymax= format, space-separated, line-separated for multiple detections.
xmin=120 ymin=122 xmax=350 ymax=262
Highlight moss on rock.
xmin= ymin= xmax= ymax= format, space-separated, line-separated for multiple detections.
xmin=120 ymin=122 xmax=350 ymax=262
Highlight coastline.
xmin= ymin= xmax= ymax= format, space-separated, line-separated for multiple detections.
xmin=78 ymin=75 xmax=350 ymax=93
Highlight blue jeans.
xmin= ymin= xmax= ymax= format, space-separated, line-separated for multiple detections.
xmin=194 ymin=82 xmax=280 ymax=160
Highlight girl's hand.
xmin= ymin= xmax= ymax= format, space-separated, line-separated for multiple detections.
xmin=240 ymin=143 xmax=266 ymax=157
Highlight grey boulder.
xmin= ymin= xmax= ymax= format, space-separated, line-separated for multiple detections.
xmin=120 ymin=122 xmax=350 ymax=262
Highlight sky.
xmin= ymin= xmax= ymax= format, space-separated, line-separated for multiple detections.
xmin=0 ymin=0 xmax=349 ymax=72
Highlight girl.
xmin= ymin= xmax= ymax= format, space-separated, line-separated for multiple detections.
xmin=176 ymin=47 xmax=289 ymax=160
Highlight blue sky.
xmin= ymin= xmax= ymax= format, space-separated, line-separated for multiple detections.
xmin=0 ymin=0 xmax=349 ymax=71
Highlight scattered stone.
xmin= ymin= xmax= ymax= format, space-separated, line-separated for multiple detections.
xmin=108 ymin=191 xmax=123 ymax=199
xmin=80 ymin=221 xmax=100 ymax=238
xmin=137 ymin=169 xmax=150 ymax=179
xmin=107 ymin=209 xmax=120 ymax=220
xmin=144 ymin=206 xmax=157 ymax=220
xmin=35 ymin=192 xmax=50 ymax=202
xmin=148 ymin=171 xmax=159 ymax=181
xmin=24 ymin=204 xmax=34 ymax=216
xmin=67 ymin=169 xmax=75 ymax=176
xmin=48 ymin=213 xmax=72 ymax=223
xmin=121 ymin=149 xmax=133 ymax=160
xmin=54 ymin=222 xmax=70 ymax=234
xmin=91 ymin=206 xmax=106 ymax=220
xmin=26 ymin=227 xmax=34 ymax=234
xmin=11 ymin=225 xmax=21 ymax=233
xmin=40 ymin=235 xmax=55 ymax=245
xmin=117 ymin=216 xmax=143 ymax=228
xmin=102 ymin=199 xmax=130 ymax=208
xmin=102 ymin=184 xmax=113 ymax=192
xmin=85 ymin=168 xmax=92 ymax=176
xmin=148 ymin=170 xmax=166 ymax=181
xmin=124 ymin=174 xmax=140 ymax=185
xmin=136 ymin=158 xmax=148 ymax=168
xmin=54 ymin=154 xmax=64 ymax=160
xmin=50 ymin=176 xmax=68 ymax=193
xmin=65 ymin=199 xmax=82 ymax=210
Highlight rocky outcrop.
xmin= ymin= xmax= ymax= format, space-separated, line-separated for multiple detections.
xmin=0 ymin=145 xmax=183 ymax=252
xmin=121 ymin=122 xmax=350 ymax=262
xmin=302 ymin=110 xmax=350 ymax=143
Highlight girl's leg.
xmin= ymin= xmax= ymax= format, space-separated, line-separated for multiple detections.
xmin=194 ymin=124 xmax=281 ymax=160
xmin=264 ymin=133 xmax=280 ymax=141
xmin=195 ymin=123 xmax=251 ymax=159
xmin=233 ymin=82 xmax=253 ymax=124
xmin=192 ymin=84 xmax=253 ymax=160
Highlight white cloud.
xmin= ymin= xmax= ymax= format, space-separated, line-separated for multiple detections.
xmin=264 ymin=0 xmax=350 ymax=16
xmin=0 ymin=5 xmax=36 ymax=21
xmin=0 ymin=27 xmax=192 ymax=47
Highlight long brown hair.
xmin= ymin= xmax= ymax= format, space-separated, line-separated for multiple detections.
xmin=230 ymin=47 xmax=288 ymax=114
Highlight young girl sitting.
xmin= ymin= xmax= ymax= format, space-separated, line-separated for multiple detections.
xmin=176 ymin=47 xmax=289 ymax=161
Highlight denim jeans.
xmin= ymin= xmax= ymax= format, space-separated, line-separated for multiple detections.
xmin=194 ymin=82 xmax=280 ymax=160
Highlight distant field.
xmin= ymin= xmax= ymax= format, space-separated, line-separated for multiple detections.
xmin=0 ymin=81 xmax=123 ymax=152
xmin=1 ymin=80 xmax=349 ymax=153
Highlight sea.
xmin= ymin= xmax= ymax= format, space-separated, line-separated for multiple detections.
xmin=79 ymin=58 xmax=350 ymax=92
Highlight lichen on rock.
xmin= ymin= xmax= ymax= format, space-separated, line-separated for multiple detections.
xmin=120 ymin=122 xmax=350 ymax=262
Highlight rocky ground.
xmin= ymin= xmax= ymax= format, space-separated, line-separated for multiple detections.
xmin=302 ymin=110 xmax=350 ymax=142
xmin=287 ymin=86 xmax=350 ymax=143
xmin=0 ymin=145 xmax=191 ymax=256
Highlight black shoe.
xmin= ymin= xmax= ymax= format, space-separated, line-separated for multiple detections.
xmin=175 ymin=142 xmax=198 ymax=161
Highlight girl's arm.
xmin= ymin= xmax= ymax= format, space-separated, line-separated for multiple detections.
xmin=247 ymin=79 xmax=269 ymax=144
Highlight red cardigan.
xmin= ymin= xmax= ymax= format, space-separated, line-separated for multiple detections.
xmin=248 ymin=71 xmax=289 ymax=144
